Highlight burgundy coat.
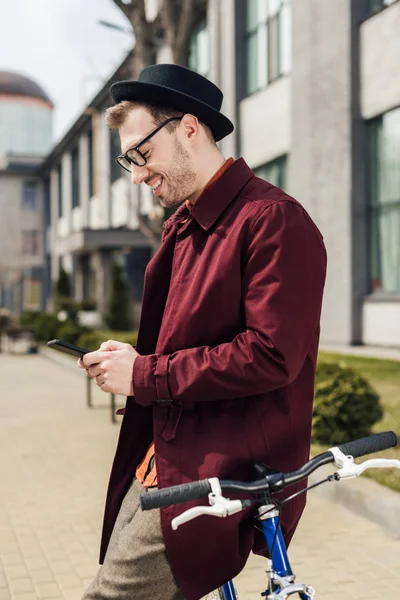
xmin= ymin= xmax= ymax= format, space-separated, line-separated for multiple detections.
xmin=99 ymin=159 xmax=327 ymax=599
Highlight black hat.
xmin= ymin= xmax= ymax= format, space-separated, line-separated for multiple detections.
xmin=109 ymin=64 xmax=234 ymax=142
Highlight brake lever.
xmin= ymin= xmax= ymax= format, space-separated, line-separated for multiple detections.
xmin=171 ymin=478 xmax=243 ymax=530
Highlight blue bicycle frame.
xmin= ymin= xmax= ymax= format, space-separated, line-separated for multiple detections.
xmin=219 ymin=504 xmax=313 ymax=600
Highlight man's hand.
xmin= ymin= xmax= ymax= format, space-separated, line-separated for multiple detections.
xmin=78 ymin=340 xmax=139 ymax=396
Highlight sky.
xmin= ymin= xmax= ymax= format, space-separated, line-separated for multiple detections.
xmin=0 ymin=0 xmax=134 ymax=142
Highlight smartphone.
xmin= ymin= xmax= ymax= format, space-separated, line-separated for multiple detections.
xmin=47 ymin=339 xmax=89 ymax=358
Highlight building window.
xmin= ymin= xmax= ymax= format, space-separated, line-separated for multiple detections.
xmin=23 ymin=280 xmax=41 ymax=311
xmin=189 ymin=21 xmax=210 ymax=78
xmin=43 ymin=176 xmax=51 ymax=227
xmin=245 ymin=0 xmax=291 ymax=96
xmin=110 ymin=131 xmax=122 ymax=183
xmin=58 ymin=163 xmax=63 ymax=218
xmin=22 ymin=230 xmax=40 ymax=256
xmin=71 ymin=146 xmax=80 ymax=208
xmin=22 ymin=180 xmax=39 ymax=211
xmin=367 ymin=107 xmax=400 ymax=294
xmin=253 ymin=155 xmax=287 ymax=190
xmin=88 ymin=129 xmax=94 ymax=198
xmin=368 ymin=0 xmax=398 ymax=15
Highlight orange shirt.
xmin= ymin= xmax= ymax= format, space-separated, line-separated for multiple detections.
xmin=136 ymin=157 xmax=235 ymax=488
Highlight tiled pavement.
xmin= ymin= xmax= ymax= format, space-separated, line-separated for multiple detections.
xmin=0 ymin=353 xmax=399 ymax=600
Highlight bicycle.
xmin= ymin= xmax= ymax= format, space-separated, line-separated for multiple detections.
xmin=141 ymin=431 xmax=400 ymax=599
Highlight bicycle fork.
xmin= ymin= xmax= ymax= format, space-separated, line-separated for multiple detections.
xmin=258 ymin=504 xmax=315 ymax=599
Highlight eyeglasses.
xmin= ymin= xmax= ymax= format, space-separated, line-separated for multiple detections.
xmin=116 ymin=116 xmax=183 ymax=172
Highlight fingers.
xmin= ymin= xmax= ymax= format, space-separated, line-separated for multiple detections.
xmin=99 ymin=339 xmax=127 ymax=351
xmin=81 ymin=350 xmax=108 ymax=367
xmin=85 ymin=365 xmax=102 ymax=379
xmin=95 ymin=374 xmax=105 ymax=387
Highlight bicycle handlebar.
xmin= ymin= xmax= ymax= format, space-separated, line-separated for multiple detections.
xmin=140 ymin=431 xmax=398 ymax=511
xmin=335 ymin=431 xmax=397 ymax=459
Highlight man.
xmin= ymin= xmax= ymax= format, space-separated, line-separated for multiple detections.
xmin=80 ymin=63 xmax=327 ymax=600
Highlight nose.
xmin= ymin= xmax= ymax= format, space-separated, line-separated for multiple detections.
xmin=130 ymin=164 xmax=148 ymax=185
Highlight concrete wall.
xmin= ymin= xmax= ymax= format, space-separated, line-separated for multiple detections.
xmin=240 ymin=78 xmax=291 ymax=169
xmin=360 ymin=1 xmax=400 ymax=119
xmin=363 ymin=301 xmax=400 ymax=347
xmin=290 ymin=0 xmax=354 ymax=345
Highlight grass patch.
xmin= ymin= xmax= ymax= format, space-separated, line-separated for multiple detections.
xmin=314 ymin=352 xmax=400 ymax=493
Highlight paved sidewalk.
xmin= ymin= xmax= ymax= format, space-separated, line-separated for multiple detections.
xmin=0 ymin=354 xmax=399 ymax=600
xmin=320 ymin=344 xmax=400 ymax=361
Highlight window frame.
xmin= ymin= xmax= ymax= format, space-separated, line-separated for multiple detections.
xmin=71 ymin=145 xmax=80 ymax=209
xmin=366 ymin=107 xmax=400 ymax=296
xmin=57 ymin=163 xmax=63 ymax=218
xmin=22 ymin=180 xmax=39 ymax=211
xmin=253 ymin=155 xmax=287 ymax=190
xmin=189 ymin=19 xmax=210 ymax=79
xmin=366 ymin=0 xmax=399 ymax=18
xmin=244 ymin=0 xmax=291 ymax=97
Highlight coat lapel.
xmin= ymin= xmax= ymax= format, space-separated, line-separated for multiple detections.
xmin=135 ymin=205 xmax=187 ymax=355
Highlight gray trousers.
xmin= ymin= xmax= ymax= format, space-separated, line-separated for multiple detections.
xmin=82 ymin=478 xmax=186 ymax=600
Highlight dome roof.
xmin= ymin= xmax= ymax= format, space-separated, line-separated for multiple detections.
xmin=0 ymin=70 xmax=52 ymax=106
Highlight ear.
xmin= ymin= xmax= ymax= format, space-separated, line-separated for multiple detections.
xmin=180 ymin=114 xmax=200 ymax=140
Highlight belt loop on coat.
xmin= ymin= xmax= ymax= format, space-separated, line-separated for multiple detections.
xmin=155 ymin=355 xmax=172 ymax=404
xmin=161 ymin=401 xmax=182 ymax=442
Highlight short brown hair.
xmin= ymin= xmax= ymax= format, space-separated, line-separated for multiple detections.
xmin=105 ymin=100 xmax=216 ymax=144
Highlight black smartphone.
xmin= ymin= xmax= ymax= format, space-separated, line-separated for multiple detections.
xmin=47 ymin=339 xmax=89 ymax=358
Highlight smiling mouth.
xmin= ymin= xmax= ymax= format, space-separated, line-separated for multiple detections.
xmin=148 ymin=177 xmax=163 ymax=196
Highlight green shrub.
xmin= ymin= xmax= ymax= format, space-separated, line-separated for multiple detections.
xmin=34 ymin=313 xmax=60 ymax=342
xmin=312 ymin=362 xmax=383 ymax=446
xmin=20 ymin=310 xmax=42 ymax=327
xmin=55 ymin=296 xmax=80 ymax=320
xmin=0 ymin=308 xmax=15 ymax=332
xmin=55 ymin=265 xmax=71 ymax=298
xmin=79 ymin=299 xmax=97 ymax=311
xmin=57 ymin=320 xmax=89 ymax=345
xmin=105 ymin=262 xmax=131 ymax=331
xmin=77 ymin=330 xmax=138 ymax=351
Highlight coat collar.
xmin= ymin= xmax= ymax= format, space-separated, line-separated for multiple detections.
xmin=162 ymin=158 xmax=254 ymax=236
xmin=191 ymin=158 xmax=254 ymax=231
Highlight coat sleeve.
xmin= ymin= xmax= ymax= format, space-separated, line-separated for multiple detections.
xmin=132 ymin=200 xmax=327 ymax=407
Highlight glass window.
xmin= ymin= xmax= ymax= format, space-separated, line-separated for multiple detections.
xmin=22 ymin=230 xmax=40 ymax=256
xmin=367 ymin=107 xmax=400 ymax=294
xmin=368 ymin=0 xmax=398 ymax=15
xmin=88 ymin=129 xmax=94 ymax=198
xmin=189 ymin=21 xmax=210 ymax=78
xmin=58 ymin=163 xmax=63 ymax=218
xmin=23 ymin=280 xmax=41 ymax=311
xmin=71 ymin=146 xmax=80 ymax=208
xmin=22 ymin=180 xmax=39 ymax=211
xmin=253 ymin=155 xmax=287 ymax=190
xmin=245 ymin=0 xmax=291 ymax=96
xmin=43 ymin=176 xmax=51 ymax=227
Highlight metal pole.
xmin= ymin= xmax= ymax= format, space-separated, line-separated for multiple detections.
xmin=86 ymin=376 xmax=92 ymax=408
xmin=110 ymin=393 xmax=116 ymax=423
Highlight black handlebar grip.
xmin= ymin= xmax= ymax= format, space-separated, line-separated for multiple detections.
xmin=337 ymin=431 xmax=397 ymax=459
xmin=140 ymin=479 xmax=212 ymax=511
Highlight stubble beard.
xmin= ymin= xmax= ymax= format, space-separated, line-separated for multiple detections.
xmin=160 ymin=138 xmax=197 ymax=209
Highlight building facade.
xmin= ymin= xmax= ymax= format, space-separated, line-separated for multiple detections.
xmin=206 ymin=0 xmax=400 ymax=347
xmin=38 ymin=58 xmax=152 ymax=326
xmin=3 ymin=0 xmax=399 ymax=347
xmin=0 ymin=71 xmax=53 ymax=314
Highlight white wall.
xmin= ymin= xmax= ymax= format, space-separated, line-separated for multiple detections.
xmin=360 ymin=2 xmax=400 ymax=119
xmin=363 ymin=301 xmax=400 ymax=347
xmin=239 ymin=77 xmax=291 ymax=169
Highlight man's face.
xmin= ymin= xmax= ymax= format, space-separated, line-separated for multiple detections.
xmin=118 ymin=107 xmax=197 ymax=208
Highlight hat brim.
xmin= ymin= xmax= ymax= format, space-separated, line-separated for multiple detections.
xmin=110 ymin=81 xmax=234 ymax=142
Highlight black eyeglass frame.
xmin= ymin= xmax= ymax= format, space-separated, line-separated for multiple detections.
xmin=115 ymin=116 xmax=183 ymax=172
